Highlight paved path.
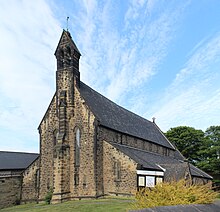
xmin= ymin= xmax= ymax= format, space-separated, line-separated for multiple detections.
xmin=131 ymin=200 xmax=220 ymax=212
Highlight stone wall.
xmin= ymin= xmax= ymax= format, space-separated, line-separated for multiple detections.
xmin=99 ymin=127 xmax=175 ymax=157
xmin=38 ymin=75 xmax=98 ymax=203
xmin=21 ymin=157 xmax=40 ymax=202
xmin=68 ymin=83 xmax=97 ymax=198
xmin=38 ymin=95 xmax=58 ymax=200
xmin=102 ymin=141 xmax=137 ymax=196
xmin=0 ymin=175 xmax=21 ymax=209
xmin=192 ymin=177 xmax=212 ymax=185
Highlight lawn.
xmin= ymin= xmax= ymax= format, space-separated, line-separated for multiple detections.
xmin=1 ymin=197 xmax=134 ymax=212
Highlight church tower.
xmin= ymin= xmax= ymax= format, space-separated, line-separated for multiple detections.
xmin=52 ymin=30 xmax=81 ymax=203
xmin=55 ymin=30 xmax=81 ymax=108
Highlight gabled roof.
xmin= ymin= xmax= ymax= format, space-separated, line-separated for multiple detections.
xmin=80 ymin=82 xmax=175 ymax=149
xmin=0 ymin=151 xmax=39 ymax=170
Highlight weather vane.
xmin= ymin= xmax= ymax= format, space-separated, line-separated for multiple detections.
xmin=66 ymin=16 xmax=69 ymax=31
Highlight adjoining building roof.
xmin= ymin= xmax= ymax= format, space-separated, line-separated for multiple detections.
xmin=0 ymin=151 xmax=39 ymax=170
xmin=80 ymin=82 xmax=175 ymax=150
xmin=109 ymin=142 xmax=213 ymax=180
xmin=109 ymin=142 xmax=183 ymax=171
xmin=189 ymin=164 xmax=213 ymax=179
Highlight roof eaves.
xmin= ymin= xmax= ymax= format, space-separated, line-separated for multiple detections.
xmin=38 ymin=92 xmax=56 ymax=130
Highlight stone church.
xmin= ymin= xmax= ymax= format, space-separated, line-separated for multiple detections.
xmin=20 ymin=30 xmax=212 ymax=203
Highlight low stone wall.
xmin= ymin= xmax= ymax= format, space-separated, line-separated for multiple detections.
xmin=0 ymin=175 xmax=21 ymax=209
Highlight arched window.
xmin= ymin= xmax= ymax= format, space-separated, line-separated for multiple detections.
xmin=75 ymin=128 xmax=81 ymax=167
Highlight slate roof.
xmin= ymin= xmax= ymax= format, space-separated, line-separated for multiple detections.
xmin=110 ymin=142 xmax=183 ymax=170
xmin=109 ymin=143 xmax=212 ymax=180
xmin=80 ymin=82 xmax=175 ymax=150
xmin=189 ymin=164 xmax=213 ymax=179
xmin=0 ymin=151 xmax=39 ymax=170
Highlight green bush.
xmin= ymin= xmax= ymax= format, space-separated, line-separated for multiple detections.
xmin=131 ymin=180 xmax=217 ymax=210
xmin=44 ymin=189 xmax=53 ymax=204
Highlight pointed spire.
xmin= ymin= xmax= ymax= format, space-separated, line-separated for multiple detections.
xmin=54 ymin=29 xmax=81 ymax=57
xmin=55 ymin=30 xmax=81 ymax=87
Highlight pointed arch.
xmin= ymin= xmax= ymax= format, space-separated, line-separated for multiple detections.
xmin=74 ymin=127 xmax=81 ymax=167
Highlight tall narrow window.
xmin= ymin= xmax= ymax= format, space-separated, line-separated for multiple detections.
xmin=113 ymin=161 xmax=121 ymax=181
xmin=75 ymin=128 xmax=81 ymax=167
xmin=53 ymin=130 xmax=57 ymax=146
xmin=74 ymin=173 xmax=79 ymax=186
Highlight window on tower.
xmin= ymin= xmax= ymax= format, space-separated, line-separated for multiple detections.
xmin=66 ymin=46 xmax=71 ymax=66
xmin=59 ymin=49 xmax=64 ymax=68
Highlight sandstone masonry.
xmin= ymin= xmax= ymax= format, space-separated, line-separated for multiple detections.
xmin=18 ymin=30 xmax=213 ymax=204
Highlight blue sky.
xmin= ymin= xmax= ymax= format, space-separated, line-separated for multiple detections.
xmin=0 ymin=0 xmax=220 ymax=153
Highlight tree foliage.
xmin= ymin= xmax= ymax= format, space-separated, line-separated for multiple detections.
xmin=165 ymin=126 xmax=220 ymax=176
xmin=197 ymin=126 xmax=220 ymax=175
xmin=165 ymin=126 xmax=205 ymax=164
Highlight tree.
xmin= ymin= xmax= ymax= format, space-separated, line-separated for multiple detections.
xmin=197 ymin=126 xmax=220 ymax=175
xmin=166 ymin=125 xmax=220 ymax=177
xmin=165 ymin=126 xmax=205 ymax=164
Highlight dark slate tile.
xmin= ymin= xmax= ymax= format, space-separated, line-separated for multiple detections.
xmin=80 ymin=82 xmax=175 ymax=149
xmin=0 ymin=151 xmax=39 ymax=170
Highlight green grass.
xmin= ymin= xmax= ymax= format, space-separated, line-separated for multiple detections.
xmin=1 ymin=197 xmax=134 ymax=212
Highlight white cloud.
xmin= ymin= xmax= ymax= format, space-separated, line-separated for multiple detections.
xmin=1 ymin=0 xmax=218 ymax=153
xmin=0 ymin=0 xmax=61 ymax=152
xmin=71 ymin=0 xmax=190 ymax=108
xmin=150 ymin=33 xmax=220 ymax=131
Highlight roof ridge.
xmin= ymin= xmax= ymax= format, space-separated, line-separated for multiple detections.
xmin=0 ymin=151 xmax=39 ymax=155
xmin=80 ymin=81 xmax=153 ymax=124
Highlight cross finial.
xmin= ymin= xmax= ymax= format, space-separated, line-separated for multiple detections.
xmin=66 ymin=16 xmax=69 ymax=31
